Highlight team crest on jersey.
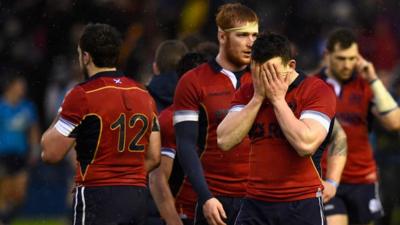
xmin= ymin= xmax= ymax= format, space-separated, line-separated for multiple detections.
xmin=113 ymin=78 xmax=122 ymax=84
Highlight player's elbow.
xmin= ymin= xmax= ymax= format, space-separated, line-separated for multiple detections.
xmin=217 ymin=136 xmax=232 ymax=151
xmin=41 ymin=145 xmax=64 ymax=164
xmin=146 ymin=155 xmax=161 ymax=173
xmin=294 ymin=143 xmax=317 ymax=157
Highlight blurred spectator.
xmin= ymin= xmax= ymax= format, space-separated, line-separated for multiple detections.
xmin=147 ymin=40 xmax=188 ymax=112
xmin=0 ymin=72 xmax=40 ymax=225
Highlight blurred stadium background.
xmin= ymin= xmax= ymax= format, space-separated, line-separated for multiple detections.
xmin=0 ymin=0 xmax=400 ymax=224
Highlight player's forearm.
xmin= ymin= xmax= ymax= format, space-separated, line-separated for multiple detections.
xmin=325 ymin=154 xmax=346 ymax=184
xmin=376 ymin=107 xmax=400 ymax=131
xmin=370 ymin=79 xmax=399 ymax=130
xmin=272 ymin=100 xmax=324 ymax=156
xmin=217 ymin=96 xmax=263 ymax=151
xmin=326 ymin=120 xmax=347 ymax=182
xmin=41 ymin=127 xmax=73 ymax=163
xmin=149 ymin=170 xmax=183 ymax=225
xmin=175 ymin=122 xmax=213 ymax=204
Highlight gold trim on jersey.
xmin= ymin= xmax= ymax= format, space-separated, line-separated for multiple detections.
xmin=85 ymin=86 xmax=148 ymax=94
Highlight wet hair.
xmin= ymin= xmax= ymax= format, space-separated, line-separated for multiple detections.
xmin=326 ymin=28 xmax=357 ymax=52
xmin=79 ymin=23 xmax=122 ymax=67
xmin=251 ymin=32 xmax=292 ymax=64
xmin=155 ymin=40 xmax=188 ymax=74
xmin=216 ymin=3 xmax=258 ymax=30
xmin=176 ymin=52 xmax=207 ymax=79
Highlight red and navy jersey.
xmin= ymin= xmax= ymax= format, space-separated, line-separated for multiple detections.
xmin=173 ymin=60 xmax=251 ymax=197
xmin=316 ymin=69 xmax=377 ymax=184
xmin=55 ymin=71 xmax=158 ymax=187
xmin=231 ymin=73 xmax=336 ymax=202
xmin=159 ymin=105 xmax=196 ymax=219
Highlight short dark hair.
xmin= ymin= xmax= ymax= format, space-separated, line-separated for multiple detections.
xmin=326 ymin=28 xmax=357 ymax=52
xmin=155 ymin=40 xmax=188 ymax=74
xmin=176 ymin=52 xmax=206 ymax=79
xmin=79 ymin=23 xmax=121 ymax=67
xmin=251 ymin=32 xmax=292 ymax=64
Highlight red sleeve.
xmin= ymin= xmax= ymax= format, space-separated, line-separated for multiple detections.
xmin=301 ymin=78 xmax=336 ymax=119
xmin=173 ymin=71 xmax=202 ymax=111
xmin=159 ymin=108 xmax=176 ymax=149
xmin=59 ymin=86 xmax=87 ymax=125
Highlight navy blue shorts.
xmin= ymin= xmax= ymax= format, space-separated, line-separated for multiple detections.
xmin=324 ymin=183 xmax=384 ymax=224
xmin=73 ymin=186 xmax=148 ymax=225
xmin=195 ymin=196 xmax=243 ymax=225
xmin=235 ymin=197 xmax=326 ymax=225
xmin=0 ymin=154 xmax=27 ymax=176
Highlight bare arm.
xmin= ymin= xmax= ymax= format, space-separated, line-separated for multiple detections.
xmin=41 ymin=126 xmax=75 ymax=164
xmin=217 ymin=61 xmax=266 ymax=151
xmin=273 ymin=103 xmax=329 ymax=156
xmin=373 ymin=107 xmax=400 ymax=131
xmin=149 ymin=156 xmax=183 ymax=225
xmin=145 ymin=131 xmax=161 ymax=172
xmin=217 ymin=97 xmax=263 ymax=151
xmin=322 ymin=119 xmax=347 ymax=202
xmin=357 ymin=55 xmax=400 ymax=130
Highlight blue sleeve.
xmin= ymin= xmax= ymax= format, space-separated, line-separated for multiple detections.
xmin=175 ymin=121 xmax=213 ymax=205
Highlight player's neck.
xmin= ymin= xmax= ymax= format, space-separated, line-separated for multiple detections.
xmin=288 ymin=71 xmax=299 ymax=85
xmin=88 ymin=65 xmax=117 ymax=77
xmin=216 ymin=53 xmax=247 ymax=72
xmin=325 ymin=67 xmax=343 ymax=84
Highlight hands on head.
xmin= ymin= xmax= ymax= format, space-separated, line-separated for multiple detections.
xmin=356 ymin=54 xmax=377 ymax=82
xmin=251 ymin=60 xmax=290 ymax=104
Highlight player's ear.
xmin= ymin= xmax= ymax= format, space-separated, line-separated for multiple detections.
xmin=152 ymin=62 xmax=160 ymax=76
xmin=82 ymin=51 xmax=91 ymax=65
xmin=218 ymin=30 xmax=227 ymax=45
xmin=288 ymin=59 xmax=296 ymax=70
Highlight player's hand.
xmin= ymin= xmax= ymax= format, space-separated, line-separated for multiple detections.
xmin=262 ymin=62 xmax=289 ymax=104
xmin=203 ymin=198 xmax=227 ymax=225
xmin=322 ymin=180 xmax=337 ymax=203
xmin=356 ymin=54 xmax=377 ymax=82
xmin=251 ymin=60 xmax=266 ymax=101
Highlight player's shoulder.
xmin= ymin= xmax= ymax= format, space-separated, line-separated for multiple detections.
xmin=180 ymin=62 xmax=212 ymax=80
xmin=303 ymin=75 xmax=331 ymax=89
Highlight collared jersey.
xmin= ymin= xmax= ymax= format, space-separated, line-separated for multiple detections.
xmin=55 ymin=71 xmax=158 ymax=187
xmin=316 ymin=69 xmax=376 ymax=184
xmin=159 ymin=105 xmax=196 ymax=219
xmin=173 ymin=60 xmax=251 ymax=196
xmin=231 ymin=73 xmax=336 ymax=202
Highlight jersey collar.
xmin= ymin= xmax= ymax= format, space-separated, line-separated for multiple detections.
xmin=287 ymin=70 xmax=306 ymax=93
xmin=88 ymin=70 xmax=124 ymax=81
